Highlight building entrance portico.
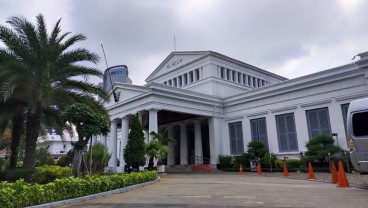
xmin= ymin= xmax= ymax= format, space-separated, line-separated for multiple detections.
xmin=141 ymin=110 xmax=211 ymax=166
xmin=106 ymin=107 xmax=217 ymax=172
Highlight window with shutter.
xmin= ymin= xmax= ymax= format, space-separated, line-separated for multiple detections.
xmin=306 ymin=108 xmax=331 ymax=139
xmin=228 ymin=122 xmax=244 ymax=155
xmin=250 ymin=118 xmax=269 ymax=150
xmin=276 ymin=113 xmax=298 ymax=152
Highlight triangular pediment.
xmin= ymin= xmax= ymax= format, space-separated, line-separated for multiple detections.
xmin=103 ymin=83 xmax=149 ymax=108
xmin=145 ymin=51 xmax=210 ymax=82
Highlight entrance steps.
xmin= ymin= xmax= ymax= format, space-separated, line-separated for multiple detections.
xmin=191 ymin=164 xmax=223 ymax=173
xmin=166 ymin=165 xmax=193 ymax=173
xmin=165 ymin=164 xmax=222 ymax=173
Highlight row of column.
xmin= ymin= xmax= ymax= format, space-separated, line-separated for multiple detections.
xmin=106 ymin=110 xmax=221 ymax=172
xmin=166 ymin=120 xmax=203 ymax=166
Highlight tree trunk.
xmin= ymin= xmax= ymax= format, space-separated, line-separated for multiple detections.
xmin=72 ymin=148 xmax=84 ymax=177
xmin=148 ymin=156 xmax=154 ymax=171
xmin=23 ymin=106 xmax=43 ymax=168
xmin=9 ymin=114 xmax=23 ymax=169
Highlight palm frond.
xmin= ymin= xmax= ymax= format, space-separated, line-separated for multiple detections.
xmin=59 ymin=34 xmax=86 ymax=51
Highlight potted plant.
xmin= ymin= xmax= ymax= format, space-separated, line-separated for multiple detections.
xmin=146 ymin=131 xmax=175 ymax=173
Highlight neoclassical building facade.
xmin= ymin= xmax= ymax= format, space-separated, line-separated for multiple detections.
xmin=100 ymin=50 xmax=368 ymax=172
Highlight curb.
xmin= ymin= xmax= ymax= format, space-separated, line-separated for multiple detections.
xmin=27 ymin=177 xmax=160 ymax=208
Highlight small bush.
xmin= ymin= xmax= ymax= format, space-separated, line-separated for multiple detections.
xmin=56 ymin=156 xmax=69 ymax=167
xmin=33 ymin=165 xmax=73 ymax=184
xmin=218 ymin=155 xmax=233 ymax=169
xmin=233 ymin=153 xmax=249 ymax=170
xmin=45 ymin=157 xmax=56 ymax=165
xmin=262 ymin=154 xmax=277 ymax=168
xmin=275 ymin=159 xmax=302 ymax=170
xmin=286 ymin=159 xmax=301 ymax=169
xmin=275 ymin=160 xmax=283 ymax=169
xmin=6 ymin=168 xmax=35 ymax=183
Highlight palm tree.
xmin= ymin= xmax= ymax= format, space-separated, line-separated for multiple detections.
xmin=146 ymin=131 xmax=175 ymax=170
xmin=0 ymin=14 xmax=108 ymax=168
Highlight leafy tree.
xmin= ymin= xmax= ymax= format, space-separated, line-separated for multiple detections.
xmin=305 ymin=134 xmax=341 ymax=162
xmin=86 ymin=143 xmax=111 ymax=174
xmin=0 ymin=107 xmax=25 ymax=169
xmin=61 ymin=103 xmax=109 ymax=176
xmin=247 ymin=141 xmax=268 ymax=160
xmin=146 ymin=130 xmax=174 ymax=170
xmin=124 ymin=113 xmax=146 ymax=169
xmin=0 ymin=14 xmax=108 ymax=168
xmin=146 ymin=140 xmax=170 ymax=170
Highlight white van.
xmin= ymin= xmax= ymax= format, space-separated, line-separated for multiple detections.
xmin=347 ymin=98 xmax=368 ymax=172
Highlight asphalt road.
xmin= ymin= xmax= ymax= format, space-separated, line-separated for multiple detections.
xmin=59 ymin=173 xmax=368 ymax=208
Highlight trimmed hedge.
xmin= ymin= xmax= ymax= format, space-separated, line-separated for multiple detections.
xmin=33 ymin=165 xmax=73 ymax=184
xmin=0 ymin=171 xmax=158 ymax=208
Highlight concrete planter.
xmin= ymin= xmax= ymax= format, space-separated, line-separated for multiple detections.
xmin=157 ymin=165 xmax=165 ymax=173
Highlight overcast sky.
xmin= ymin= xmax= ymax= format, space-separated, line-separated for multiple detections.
xmin=1 ymin=0 xmax=367 ymax=85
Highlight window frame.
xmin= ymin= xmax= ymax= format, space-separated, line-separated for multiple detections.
xmin=306 ymin=107 xmax=332 ymax=139
xmin=275 ymin=113 xmax=299 ymax=152
xmin=250 ymin=117 xmax=269 ymax=150
xmin=228 ymin=121 xmax=244 ymax=155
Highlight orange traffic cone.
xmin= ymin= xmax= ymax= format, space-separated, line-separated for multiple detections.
xmin=257 ymin=163 xmax=262 ymax=175
xmin=283 ymin=162 xmax=289 ymax=177
xmin=337 ymin=161 xmax=349 ymax=188
xmin=331 ymin=162 xmax=338 ymax=184
xmin=307 ymin=162 xmax=316 ymax=180
xmin=239 ymin=163 xmax=244 ymax=174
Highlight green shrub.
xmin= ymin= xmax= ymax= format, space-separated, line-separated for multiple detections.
xmin=6 ymin=168 xmax=35 ymax=183
xmin=45 ymin=157 xmax=56 ymax=165
xmin=286 ymin=159 xmax=301 ymax=169
xmin=218 ymin=154 xmax=233 ymax=169
xmin=56 ymin=156 xmax=69 ymax=167
xmin=0 ymin=170 xmax=158 ymax=207
xmin=233 ymin=153 xmax=249 ymax=170
xmin=275 ymin=159 xmax=302 ymax=170
xmin=275 ymin=160 xmax=283 ymax=169
xmin=262 ymin=154 xmax=277 ymax=168
xmin=0 ymin=158 xmax=8 ymax=181
xmin=305 ymin=134 xmax=341 ymax=162
xmin=33 ymin=165 xmax=73 ymax=184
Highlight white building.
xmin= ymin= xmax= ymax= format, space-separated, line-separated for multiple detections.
xmin=102 ymin=50 xmax=368 ymax=172
xmin=38 ymin=133 xmax=78 ymax=159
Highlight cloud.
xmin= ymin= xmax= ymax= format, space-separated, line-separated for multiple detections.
xmin=0 ymin=0 xmax=367 ymax=85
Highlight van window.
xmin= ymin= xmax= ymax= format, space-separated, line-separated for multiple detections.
xmin=353 ymin=111 xmax=368 ymax=136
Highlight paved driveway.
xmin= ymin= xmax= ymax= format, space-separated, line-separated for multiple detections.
xmin=60 ymin=173 xmax=368 ymax=208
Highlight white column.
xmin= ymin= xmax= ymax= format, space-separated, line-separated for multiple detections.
xmin=119 ymin=116 xmax=129 ymax=172
xmin=102 ymin=135 xmax=107 ymax=146
xmin=180 ymin=123 xmax=188 ymax=165
xmin=148 ymin=109 xmax=159 ymax=142
xmin=194 ymin=120 xmax=203 ymax=164
xmin=110 ymin=119 xmax=117 ymax=172
xmin=167 ymin=126 xmax=175 ymax=165
xmin=209 ymin=117 xmax=222 ymax=165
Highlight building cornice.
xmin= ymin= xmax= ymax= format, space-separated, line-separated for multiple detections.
xmin=224 ymin=63 xmax=361 ymax=106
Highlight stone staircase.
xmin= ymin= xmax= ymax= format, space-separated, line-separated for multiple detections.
xmin=165 ymin=165 xmax=193 ymax=173
xmin=191 ymin=164 xmax=223 ymax=173
xmin=165 ymin=164 xmax=222 ymax=173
